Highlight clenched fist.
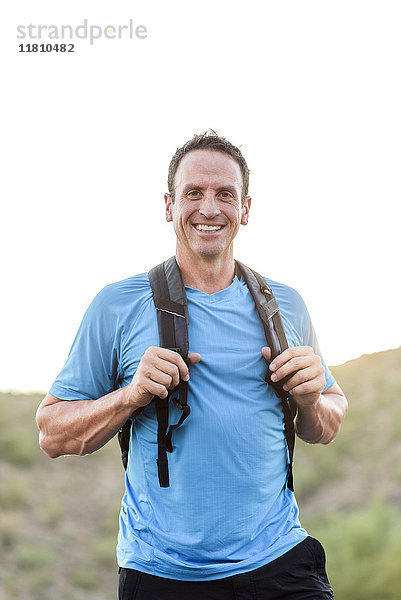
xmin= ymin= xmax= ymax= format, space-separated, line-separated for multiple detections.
xmin=127 ymin=346 xmax=201 ymax=409
xmin=262 ymin=345 xmax=326 ymax=408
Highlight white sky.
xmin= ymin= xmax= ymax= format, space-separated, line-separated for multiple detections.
xmin=1 ymin=1 xmax=400 ymax=392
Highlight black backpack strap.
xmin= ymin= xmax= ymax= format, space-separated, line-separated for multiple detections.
xmin=118 ymin=406 xmax=145 ymax=470
xmin=148 ymin=256 xmax=190 ymax=488
xmin=118 ymin=419 xmax=132 ymax=470
xmin=235 ymin=260 xmax=297 ymax=492
xmin=118 ymin=404 xmax=146 ymax=471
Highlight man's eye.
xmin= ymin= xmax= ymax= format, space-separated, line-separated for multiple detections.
xmin=187 ymin=190 xmax=201 ymax=198
xmin=219 ymin=192 xmax=233 ymax=199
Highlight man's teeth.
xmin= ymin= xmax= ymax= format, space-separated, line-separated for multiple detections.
xmin=195 ymin=225 xmax=222 ymax=231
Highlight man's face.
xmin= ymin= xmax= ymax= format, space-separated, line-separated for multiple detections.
xmin=165 ymin=150 xmax=251 ymax=263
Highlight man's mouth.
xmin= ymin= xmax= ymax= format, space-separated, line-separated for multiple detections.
xmin=193 ymin=224 xmax=223 ymax=232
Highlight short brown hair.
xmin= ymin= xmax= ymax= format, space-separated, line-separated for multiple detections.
xmin=167 ymin=130 xmax=250 ymax=204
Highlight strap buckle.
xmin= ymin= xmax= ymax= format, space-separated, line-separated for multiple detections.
xmin=172 ymin=397 xmax=190 ymax=413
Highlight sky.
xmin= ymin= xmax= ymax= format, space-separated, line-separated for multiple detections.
xmin=2 ymin=1 xmax=400 ymax=392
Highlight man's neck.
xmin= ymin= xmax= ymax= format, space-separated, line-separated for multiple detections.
xmin=176 ymin=252 xmax=236 ymax=294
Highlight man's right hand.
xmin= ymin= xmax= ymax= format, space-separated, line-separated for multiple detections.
xmin=127 ymin=347 xmax=201 ymax=409
xmin=36 ymin=348 xmax=200 ymax=459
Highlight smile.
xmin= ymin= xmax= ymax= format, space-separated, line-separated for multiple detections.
xmin=193 ymin=224 xmax=223 ymax=232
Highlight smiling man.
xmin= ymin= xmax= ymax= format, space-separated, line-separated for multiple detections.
xmin=166 ymin=148 xmax=250 ymax=282
xmin=36 ymin=131 xmax=347 ymax=599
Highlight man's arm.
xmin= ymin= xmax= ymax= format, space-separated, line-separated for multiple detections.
xmin=261 ymin=346 xmax=348 ymax=444
xmin=36 ymin=387 xmax=136 ymax=458
xmin=36 ymin=348 xmax=201 ymax=458
xmin=293 ymin=381 xmax=347 ymax=444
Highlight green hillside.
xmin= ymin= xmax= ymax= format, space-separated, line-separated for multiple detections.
xmin=1 ymin=347 xmax=400 ymax=599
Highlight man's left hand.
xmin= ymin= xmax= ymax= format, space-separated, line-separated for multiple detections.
xmin=261 ymin=346 xmax=326 ymax=408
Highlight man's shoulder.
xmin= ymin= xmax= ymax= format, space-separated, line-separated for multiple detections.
xmin=88 ymin=272 xmax=152 ymax=317
xmin=260 ymin=276 xmax=310 ymax=332
xmin=263 ymin=276 xmax=305 ymax=309
xmin=100 ymin=272 xmax=151 ymax=296
xmin=261 ymin=276 xmax=311 ymax=339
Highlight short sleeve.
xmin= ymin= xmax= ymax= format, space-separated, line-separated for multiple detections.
xmin=298 ymin=295 xmax=335 ymax=393
xmin=49 ymin=286 xmax=121 ymax=401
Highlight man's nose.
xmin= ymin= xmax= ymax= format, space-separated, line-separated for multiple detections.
xmin=198 ymin=193 xmax=221 ymax=218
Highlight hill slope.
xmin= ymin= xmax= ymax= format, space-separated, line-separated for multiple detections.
xmin=296 ymin=346 xmax=401 ymax=517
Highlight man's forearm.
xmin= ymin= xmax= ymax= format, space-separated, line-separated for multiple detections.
xmin=37 ymin=386 xmax=137 ymax=458
xmin=295 ymin=389 xmax=348 ymax=444
xmin=37 ymin=348 xmax=197 ymax=459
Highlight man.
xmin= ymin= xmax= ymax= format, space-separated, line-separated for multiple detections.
xmin=36 ymin=132 xmax=348 ymax=599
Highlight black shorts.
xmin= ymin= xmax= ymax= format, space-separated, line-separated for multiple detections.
xmin=118 ymin=536 xmax=335 ymax=600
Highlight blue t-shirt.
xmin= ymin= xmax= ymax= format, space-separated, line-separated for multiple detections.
xmin=50 ymin=271 xmax=335 ymax=581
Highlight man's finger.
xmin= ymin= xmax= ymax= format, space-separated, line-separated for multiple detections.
xmin=180 ymin=353 xmax=201 ymax=381
xmin=188 ymin=352 xmax=201 ymax=365
xmin=280 ymin=366 xmax=317 ymax=391
xmin=270 ymin=356 xmax=311 ymax=382
xmin=261 ymin=347 xmax=272 ymax=361
xmin=269 ymin=346 xmax=313 ymax=371
xmin=151 ymin=347 xmax=194 ymax=381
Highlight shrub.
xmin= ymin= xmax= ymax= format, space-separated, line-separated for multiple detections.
xmin=16 ymin=544 xmax=55 ymax=570
xmin=69 ymin=567 xmax=99 ymax=590
xmin=0 ymin=479 xmax=27 ymax=510
xmin=305 ymin=497 xmax=401 ymax=600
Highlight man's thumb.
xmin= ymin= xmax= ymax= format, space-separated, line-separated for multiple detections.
xmin=188 ymin=352 xmax=201 ymax=364
xmin=261 ymin=346 xmax=272 ymax=361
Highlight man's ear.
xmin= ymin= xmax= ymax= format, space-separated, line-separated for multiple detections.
xmin=241 ymin=196 xmax=251 ymax=225
xmin=164 ymin=193 xmax=173 ymax=222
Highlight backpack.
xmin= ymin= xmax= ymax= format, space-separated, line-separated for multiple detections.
xmin=118 ymin=257 xmax=296 ymax=490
